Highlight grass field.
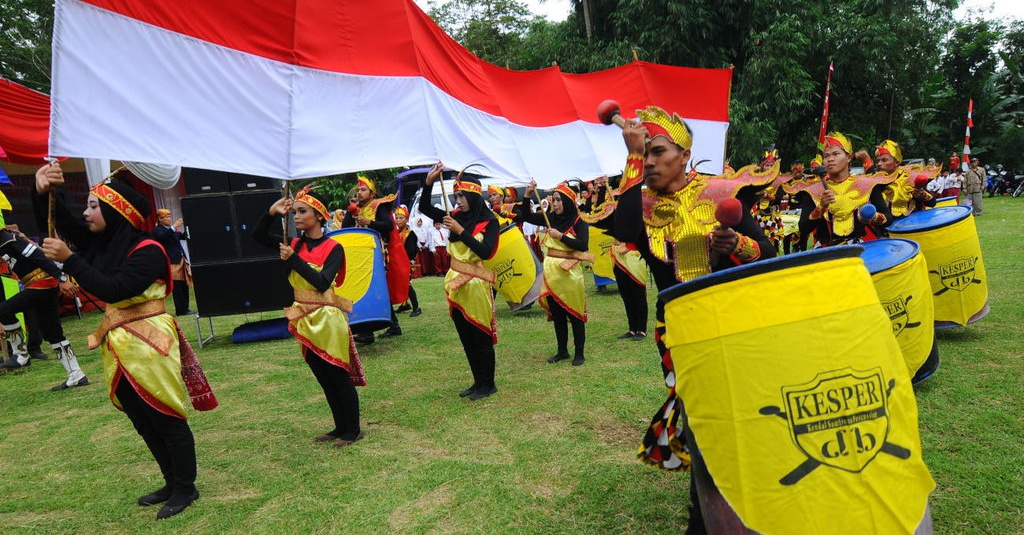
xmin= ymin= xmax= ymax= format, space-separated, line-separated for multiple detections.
xmin=0 ymin=197 xmax=1021 ymax=534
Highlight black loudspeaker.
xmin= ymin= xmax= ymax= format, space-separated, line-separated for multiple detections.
xmin=231 ymin=191 xmax=283 ymax=258
xmin=191 ymin=259 xmax=293 ymax=317
xmin=181 ymin=191 xmax=284 ymax=263
xmin=181 ymin=195 xmax=236 ymax=263
xmin=229 ymin=173 xmax=277 ymax=192
xmin=183 ymin=168 xmax=231 ymax=196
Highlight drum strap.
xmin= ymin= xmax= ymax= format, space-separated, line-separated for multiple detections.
xmin=449 ymin=258 xmax=496 ymax=290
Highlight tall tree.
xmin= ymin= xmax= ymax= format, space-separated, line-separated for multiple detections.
xmin=0 ymin=0 xmax=53 ymax=93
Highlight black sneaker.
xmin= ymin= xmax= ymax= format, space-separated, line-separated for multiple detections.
xmin=469 ymin=386 xmax=497 ymax=400
xmin=379 ymin=327 xmax=402 ymax=338
xmin=51 ymin=376 xmax=90 ymax=392
xmin=617 ymin=331 xmax=635 ymax=339
xmin=572 ymin=355 xmax=585 ymax=366
xmin=409 ymin=308 xmax=422 ymax=317
xmin=632 ymin=332 xmax=647 ymax=342
xmin=29 ymin=350 xmax=49 ymax=360
xmin=156 ymin=489 xmax=200 ymax=520
xmin=396 ymin=304 xmax=412 ymax=313
xmin=458 ymin=385 xmax=478 ymax=398
xmin=547 ymin=353 xmax=569 ymax=364
xmin=353 ymin=332 xmax=375 ymax=344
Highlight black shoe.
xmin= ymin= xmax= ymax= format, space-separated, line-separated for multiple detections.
xmin=29 ymin=350 xmax=49 ymax=360
xmin=2 ymin=358 xmax=29 ymax=370
xmin=617 ymin=331 xmax=635 ymax=339
xmin=632 ymin=332 xmax=647 ymax=342
xmin=176 ymin=309 xmax=196 ymax=316
xmin=547 ymin=353 xmax=569 ymax=364
xmin=469 ymin=386 xmax=497 ymax=400
xmin=51 ymin=375 xmax=90 ymax=392
xmin=396 ymin=304 xmax=412 ymax=313
xmin=459 ymin=385 xmax=478 ymax=398
xmin=379 ymin=327 xmax=402 ymax=338
xmin=138 ymin=486 xmax=172 ymax=506
xmin=409 ymin=308 xmax=422 ymax=317
xmin=572 ymin=355 xmax=585 ymax=366
xmin=156 ymin=489 xmax=200 ymax=520
xmin=353 ymin=332 xmax=375 ymax=344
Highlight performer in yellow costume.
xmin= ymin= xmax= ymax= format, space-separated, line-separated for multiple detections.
xmin=858 ymin=139 xmax=936 ymax=220
xmin=418 ymin=165 xmax=500 ymax=400
xmin=519 ymin=181 xmax=593 ymax=366
xmin=34 ymin=163 xmax=215 ymax=521
xmin=254 ymin=186 xmax=365 ymax=447
xmin=614 ymin=106 xmax=776 ymax=533
xmin=786 ymin=132 xmax=898 ymax=247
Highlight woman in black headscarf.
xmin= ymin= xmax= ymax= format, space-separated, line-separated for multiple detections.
xmin=518 ymin=180 xmax=592 ymax=366
xmin=252 ymin=186 xmax=365 ymax=447
xmin=418 ymin=163 xmax=500 ymax=400
xmin=34 ymin=163 xmax=214 ymax=521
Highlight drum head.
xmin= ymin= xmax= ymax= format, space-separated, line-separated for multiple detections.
xmin=658 ymin=245 xmax=863 ymax=303
xmin=889 ymin=206 xmax=971 ymax=233
xmin=860 ymin=239 xmax=920 ymax=274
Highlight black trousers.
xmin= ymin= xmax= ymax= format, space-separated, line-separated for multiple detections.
xmin=451 ymin=308 xmax=495 ymax=389
xmin=0 ymin=287 xmax=65 ymax=343
xmin=171 ymin=279 xmax=190 ymax=315
xmin=546 ymin=296 xmax=585 ymax=357
xmin=613 ymin=264 xmax=648 ymax=333
xmin=115 ymin=378 xmax=197 ymax=497
xmin=304 ymin=346 xmax=361 ymax=440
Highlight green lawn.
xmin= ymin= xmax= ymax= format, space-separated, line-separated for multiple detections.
xmin=0 ymin=197 xmax=1021 ymax=534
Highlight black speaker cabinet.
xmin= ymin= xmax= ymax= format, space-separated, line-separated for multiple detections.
xmin=181 ymin=195 xmax=236 ymax=263
xmin=191 ymin=259 xmax=293 ymax=317
xmin=231 ymin=191 xmax=284 ymax=258
xmin=183 ymin=168 xmax=231 ymax=196
xmin=229 ymin=173 xmax=277 ymax=192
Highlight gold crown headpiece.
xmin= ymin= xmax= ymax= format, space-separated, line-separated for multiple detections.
xmin=636 ymin=105 xmax=693 ymax=150
xmin=824 ymin=132 xmax=852 ymax=155
xmin=875 ymin=140 xmax=903 ymax=163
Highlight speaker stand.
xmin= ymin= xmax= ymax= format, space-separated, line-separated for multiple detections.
xmin=193 ymin=314 xmax=215 ymax=348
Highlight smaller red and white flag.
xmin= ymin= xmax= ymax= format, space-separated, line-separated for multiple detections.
xmin=961 ymin=99 xmax=973 ymax=171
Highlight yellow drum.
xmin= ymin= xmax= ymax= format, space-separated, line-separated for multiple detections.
xmin=860 ymin=239 xmax=939 ymax=383
xmin=483 ymin=224 xmax=541 ymax=310
xmin=659 ymin=246 xmax=934 ymax=534
xmin=887 ymin=206 xmax=989 ymax=328
xmin=933 ymin=196 xmax=958 ymax=208
xmin=327 ymin=228 xmax=392 ymax=332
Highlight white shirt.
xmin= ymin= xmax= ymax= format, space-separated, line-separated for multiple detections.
xmin=428 ymin=226 xmax=449 ymax=249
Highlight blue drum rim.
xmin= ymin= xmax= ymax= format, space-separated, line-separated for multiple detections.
xmin=658 ymin=245 xmax=864 ymax=303
xmin=860 ymin=238 xmax=920 ymax=274
xmin=888 ymin=206 xmax=972 ymax=233
xmin=325 ymin=227 xmax=381 ymax=238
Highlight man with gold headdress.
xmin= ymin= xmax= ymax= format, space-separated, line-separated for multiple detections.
xmin=342 ymin=175 xmax=399 ymax=342
xmin=616 ymin=106 xmax=776 ymax=533
xmin=857 ymin=140 xmax=935 ymax=221
xmin=786 ymin=132 xmax=897 ymax=247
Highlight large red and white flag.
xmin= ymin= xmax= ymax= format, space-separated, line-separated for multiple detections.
xmin=49 ymin=0 xmax=732 ymax=185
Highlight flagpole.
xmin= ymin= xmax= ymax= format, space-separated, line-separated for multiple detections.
xmin=811 ymin=62 xmax=834 ymax=168
xmin=961 ymin=99 xmax=973 ymax=172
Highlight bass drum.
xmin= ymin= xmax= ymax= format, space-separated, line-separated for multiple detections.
xmin=483 ymin=224 xmax=541 ymax=311
xmin=327 ymin=228 xmax=392 ymax=333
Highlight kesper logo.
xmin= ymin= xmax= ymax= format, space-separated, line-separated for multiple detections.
xmin=930 ymin=256 xmax=981 ymax=295
xmin=492 ymin=257 xmax=522 ymax=288
xmin=759 ymin=367 xmax=911 ymax=485
xmin=881 ymin=294 xmax=920 ymax=337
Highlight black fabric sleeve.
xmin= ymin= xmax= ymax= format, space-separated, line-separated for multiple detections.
xmin=252 ymin=212 xmax=283 ymax=250
xmin=403 ymin=232 xmax=418 ymax=259
xmin=367 ymin=201 xmax=394 ymax=239
xmin=62 ymin=244 xmax=167 ymax=303
xmin=515 ymin=208 xmax=547 ymax=227
xmin=286 ymin=242 xmax=344 ymax=293
xmin=31 ymin=187 xmax=96 ymax=253
xmin=452 ymin=219 xmax=499 ymax=260
xmin=559 ymin=219 xmax=589 ymax=252
xmin=612 ymin=184 xmax=645 ymax=244
xmin=418 ymin=184 xmax=448 ymax=222
xmin=870 ymin=184 xmax=894 ymax=229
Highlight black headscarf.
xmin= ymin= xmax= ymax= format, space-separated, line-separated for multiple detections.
xmin=452 ymin=176 xmax=497 ymax=229
xmin=547 ymin=187 xmax=580 ymax=233
xmin=88 ymin=179 xmax=153 ymax=274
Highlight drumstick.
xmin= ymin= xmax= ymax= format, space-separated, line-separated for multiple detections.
xmin=437 ymin=173 xmax=452 ymax=214
xmin=44 ymin=158 xmax=58 ymax=238
xmin=282 ymin=182 xmax=290 ymax=244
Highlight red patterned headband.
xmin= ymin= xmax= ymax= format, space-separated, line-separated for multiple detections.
xmin=454 ymin=180 xmax=482 ymax=195
xmin=554 ymin=182 xmax=577 ymax=204
xmin=294 ymin=186 xmax=329 ymax=221
xmin=90 ymin=182 xmax=145 ymax=229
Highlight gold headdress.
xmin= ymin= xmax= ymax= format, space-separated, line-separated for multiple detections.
xmin=636 ymin=106 xmax=693 ymax=149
